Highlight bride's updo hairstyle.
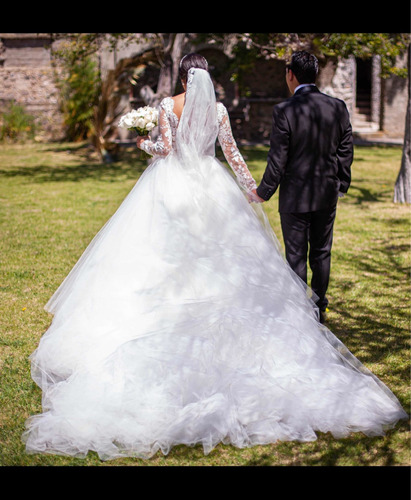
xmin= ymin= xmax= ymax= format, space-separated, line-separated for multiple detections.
xmin=179 ymin=53 xmax=209 ymax=83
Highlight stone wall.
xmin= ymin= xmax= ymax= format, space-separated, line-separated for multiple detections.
xmin=316 ymin=54 xmax=407 ymax=138
xmin=318 ymin=56 xmax=356 ymax=118
xmin=0 ymin=34 xmax=407 ymax=143
xmin=0 ymin=34 xmax=64 ymax=140
xmin=381 ymin=52 xmax=409 ymax=137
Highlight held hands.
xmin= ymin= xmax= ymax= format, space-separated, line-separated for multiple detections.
xmin=247 ymin=189 xmax=265 ymax=204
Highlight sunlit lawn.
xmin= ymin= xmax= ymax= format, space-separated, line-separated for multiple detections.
xmin=0 ymin=141 xmax=409 ymax=468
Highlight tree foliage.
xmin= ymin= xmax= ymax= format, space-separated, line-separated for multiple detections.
xmin=203 ymin=33 xmax=410 ymax=78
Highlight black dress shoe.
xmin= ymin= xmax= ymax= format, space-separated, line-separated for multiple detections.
xmin=319 ymin=309 xmax=327 ymax=324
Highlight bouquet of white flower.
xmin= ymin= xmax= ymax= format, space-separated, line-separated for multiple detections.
xmin=118 ymin=106 xmax=159 ymax=136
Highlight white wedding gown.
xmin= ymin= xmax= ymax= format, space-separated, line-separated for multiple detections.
xmin=23 ymin=69 xmax=407 ymax=460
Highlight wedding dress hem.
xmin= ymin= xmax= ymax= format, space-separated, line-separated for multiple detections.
xmin=22 ymin=68 xmax=408 ymax=461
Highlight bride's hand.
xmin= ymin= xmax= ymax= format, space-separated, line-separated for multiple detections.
xmin=136 ymin=135 xmax=149 ymax=149
xmin=247 ymin=189 xmax=265 ymax=203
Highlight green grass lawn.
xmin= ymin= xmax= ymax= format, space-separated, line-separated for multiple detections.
xmin=0 ymin=141 xmax=409 ymax=467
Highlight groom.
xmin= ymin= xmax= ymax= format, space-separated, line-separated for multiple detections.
xmin=253 ymin=51 xmax=353 ymax=323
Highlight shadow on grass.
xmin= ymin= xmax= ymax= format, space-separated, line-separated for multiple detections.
xmin=349 ymin=185 xmax=381 ymax=204
xmin=325 ymin=238 xmax=410 ymax=429
xmin=0 ymin=146 xmax=149 ymax=184
xmin=330 ymin=262 xmax=409 ymax=361
xmin=244 ymin=423 xmax=410 ymax=466
xmin=0 ymin=144 xmax=264 ymax=186
xmin=130 ymin=421 xmax=410 ymax=466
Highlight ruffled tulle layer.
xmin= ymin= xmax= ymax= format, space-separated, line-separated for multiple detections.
xmin=22 ymin=154 xmax=407 ymax=460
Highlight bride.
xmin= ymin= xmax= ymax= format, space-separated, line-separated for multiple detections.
xmin=22 ymin=53 xmax=407 ymax=460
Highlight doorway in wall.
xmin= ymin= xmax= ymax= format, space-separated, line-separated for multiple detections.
xmin=355 ymin=58 xmax=372 ymax=124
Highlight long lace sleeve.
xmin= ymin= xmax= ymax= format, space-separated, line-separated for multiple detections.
xmin=217 ymin=103 xmax=257 ymax=192
xmin=138 ymin=100 xmax=173 ymax=157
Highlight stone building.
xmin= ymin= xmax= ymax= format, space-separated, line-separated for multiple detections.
xmin=0 ymin=33 xmax=408 ymax=144
xmin=0 ymin=33 xmax=63 ymax=140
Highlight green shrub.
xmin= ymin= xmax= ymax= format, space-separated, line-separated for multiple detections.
xmin=0 ymin=101 xmax=36 ymax=142
xmin=56 ymin=56 xmax=101 ymax=141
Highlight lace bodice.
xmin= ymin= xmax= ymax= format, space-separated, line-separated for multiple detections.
xmin=139 ymin=97 xmax=257 ymax=193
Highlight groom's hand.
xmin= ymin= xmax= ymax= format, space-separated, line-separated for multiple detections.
xmin=247 ymin=189 xmax=265 ymax=203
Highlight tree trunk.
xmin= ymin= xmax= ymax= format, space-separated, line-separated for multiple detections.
xmin=141 ymin=33 xmax=186 ymax=146
xmin=394 ymin=101 xmax=411 ymax=203
xmin=148 ymin=33 xmax=186 ymax=107
xmin=394 ymin=44 xmax=411 ymax=204
xmin=93 ymin=50 xmax=155 ymax=161
xmin=92 ymin=34 xmax=186 ymax=161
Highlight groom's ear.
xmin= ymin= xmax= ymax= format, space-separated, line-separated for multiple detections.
xmin=286 ymin=69 xmax=298 ymax=93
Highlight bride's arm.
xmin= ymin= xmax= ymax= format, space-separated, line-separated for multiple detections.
xmin=217 ymin=104 xmax=258 ymax=195
xmin=137 ymin=102 xmax=172 ymax=157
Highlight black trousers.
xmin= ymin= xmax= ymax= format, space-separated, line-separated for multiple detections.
xmin=280 ymin=204 xmax=337 ymax=312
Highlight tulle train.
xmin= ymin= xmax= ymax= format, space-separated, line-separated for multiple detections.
xmin=22 ymin=154 xmax=408 ymax=460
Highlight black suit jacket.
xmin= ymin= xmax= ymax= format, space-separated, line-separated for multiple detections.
xmin=256 ymin=85 xmax=353 ymax=213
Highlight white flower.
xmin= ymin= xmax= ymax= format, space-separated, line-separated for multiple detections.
xmin=125 ymin=116 xmax=137 ymax=128
xmin=118 ymin=106 xmax=159 ymax=135
xmin=136 ymin=117 xmax=146 ymax=129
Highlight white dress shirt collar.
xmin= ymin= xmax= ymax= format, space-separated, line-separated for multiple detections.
xmin=294 ymin=83 xmax=316 ymax=94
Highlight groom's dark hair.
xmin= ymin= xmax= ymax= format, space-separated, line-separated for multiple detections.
xmin=287 ymin=51 xmax=319 ymax=84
